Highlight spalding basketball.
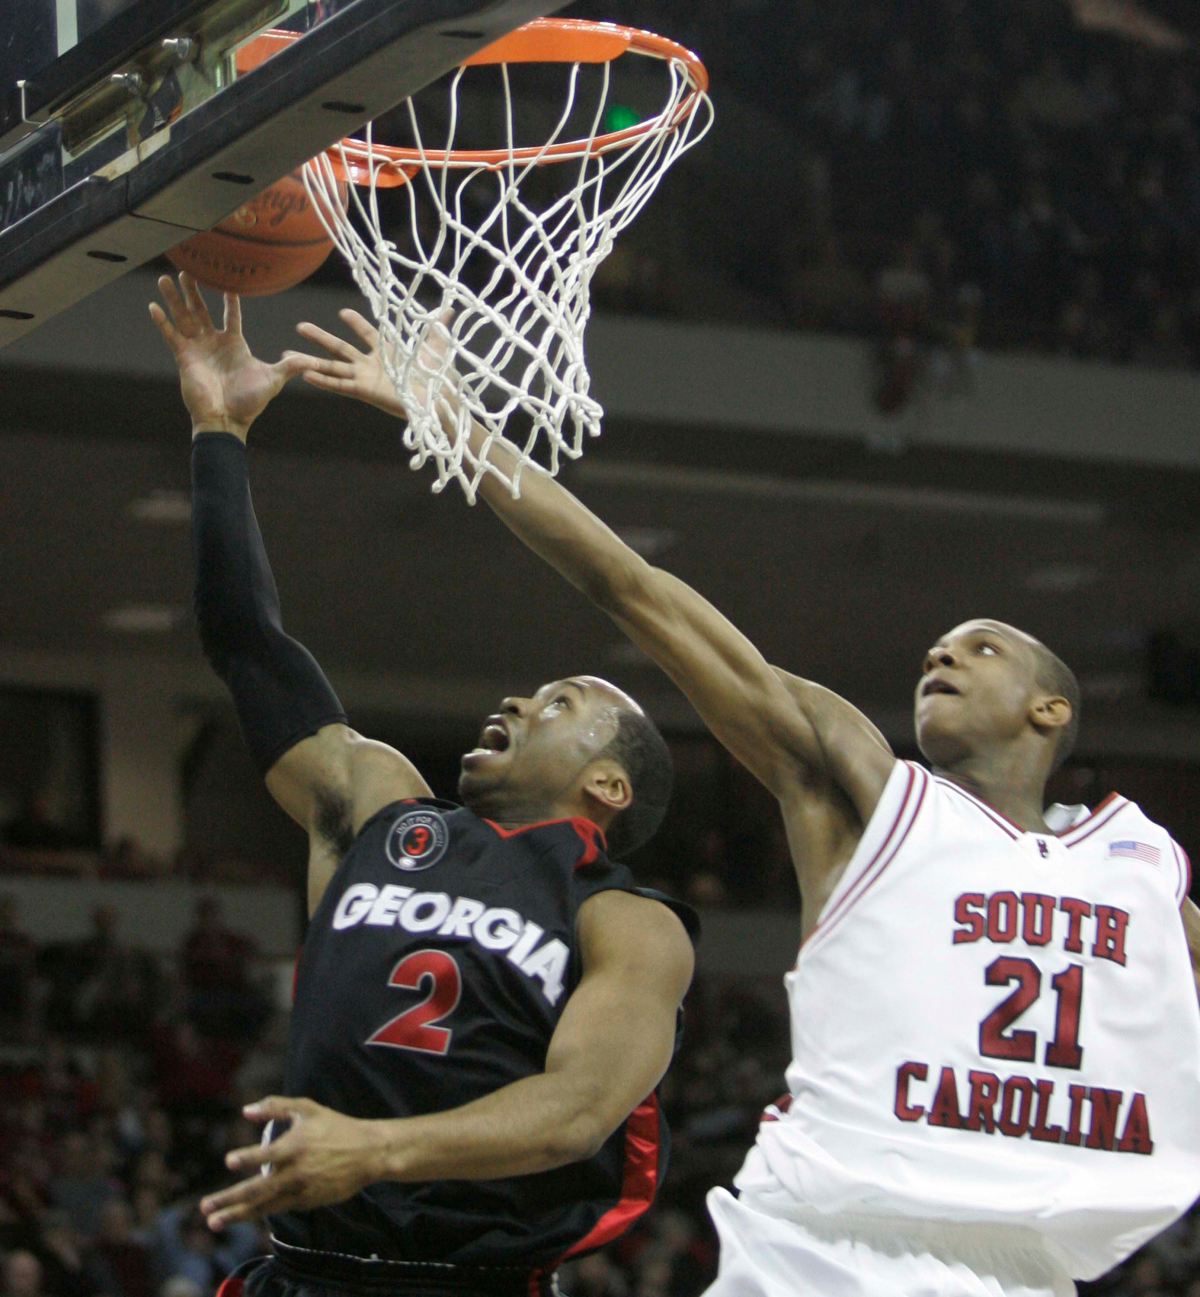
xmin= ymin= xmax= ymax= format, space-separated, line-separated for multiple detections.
xmin=166 ymin=170 xmax=349 ymax=296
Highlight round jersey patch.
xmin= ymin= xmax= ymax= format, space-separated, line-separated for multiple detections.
xmin=386 ymin=808 xmax=450 ymax=872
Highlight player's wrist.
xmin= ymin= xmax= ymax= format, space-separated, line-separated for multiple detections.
xmin=368 ymin=391 xmax=406 ymax=419
xmin=192 ymin=415 xmax=250 ymax=440
xmin=370 ymin=1118 xmax=415 ymax=1183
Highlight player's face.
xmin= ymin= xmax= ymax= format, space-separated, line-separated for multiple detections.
xmin=914 ymin=620 xmax=1043 ymax=766
xmin=458 ymin=676 xmax=633 ymax=810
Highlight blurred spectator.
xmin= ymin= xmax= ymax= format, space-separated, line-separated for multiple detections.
xmin=39 ymin=909 xmax=157 ymax=1043
xmin=99 ymin=841 xmax=163 ymax=883
xmin=144 ymin=1027 xmax=243 ymax=1198
xmin=559 ymin=1253 xmax=629 ymax=1297
xmin=179 ymin=900 xmax=268 ymax=1044
xmin=4 ymin=795 xmax=68 ymax=851
xmin=3 ymin=1252 xmax=46 ymax=1297
xmin=1 ymin=1131 xmax=53 ymax=1251
xmin=93 ymin=1056 xmax=144 ymax=1166
xmin=151 ymin=1202 xmax=259 ymax=1295
xmin=875 ymin=242 xmax=931 ymax=413
xmin=684 ymin=873 xmax=726 ymax=910
xmin=0 ymin=896 xmax=38 ymax=1041
xmin=47 ymin=1134 xmax=119 ymax=1242
xmin=784 ymin=233 xmax=870 ymax=331
xmin=37 ymin=1041 xmax=99 ymax=1130
xmin=148 ymin=1204 xmax=218 ymax=1294
xmin=92 ymin=1200 xmax=152 ymax=1297
xmin=36 ymin=1209 xmax=103 ymax=1297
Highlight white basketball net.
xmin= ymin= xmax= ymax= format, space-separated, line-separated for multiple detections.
xmin=302 ymin=36 xmax=712 ymax=501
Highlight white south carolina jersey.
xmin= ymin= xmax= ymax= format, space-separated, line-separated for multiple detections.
xmin=736 ymin=759 xmax=1200 ymax=1281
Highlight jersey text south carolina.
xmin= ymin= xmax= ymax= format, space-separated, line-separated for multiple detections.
xmin=331 ymin=881 xmax=570 ymax=1004
xmin=888 ymin=880 xmax=1151 ymax=1158
xmin=736 ymin=761 xmax=1200 ymax=1283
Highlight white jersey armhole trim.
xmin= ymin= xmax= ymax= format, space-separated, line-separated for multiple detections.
xmin=1171 ymin=839 xmax=1193 ymax=908
xmin=801 ymin=760 xmax=929 ymax=959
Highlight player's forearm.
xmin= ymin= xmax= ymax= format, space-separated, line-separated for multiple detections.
xmin=473 ymin=435 xmax=648 ymax=612
xmin=374 ymin=1069 xmax=613 ymax=1182
xmin=191 ymin=433 xmax=347 ymax=773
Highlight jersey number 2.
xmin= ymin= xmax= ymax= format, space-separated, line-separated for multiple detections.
xmin=979 ymin=956 xmax=1084 ymax=1069
xmin=367 ymin=950 xmax=462 ymax=1055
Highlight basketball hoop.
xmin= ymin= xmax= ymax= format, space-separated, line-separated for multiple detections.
xmin=241 ymin=19 xmax=712 ymax=500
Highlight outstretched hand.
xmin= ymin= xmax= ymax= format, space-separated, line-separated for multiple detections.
xmin=199 ymin=1096 xmax=382 ymax=1230
xmin=287 ymin=308 xmax=459 ymax=421
xmin=287 ymin=309 xmax=407 ymax=417
xmin=149 ymin=273 xmax=307 ymax=439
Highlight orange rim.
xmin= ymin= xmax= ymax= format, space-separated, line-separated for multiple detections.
xmin=235 ymin=18 xmax=708 ymax=189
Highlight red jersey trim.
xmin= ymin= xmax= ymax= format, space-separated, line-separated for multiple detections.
xmin=934 ymin=778 xmax=1021 ymax=840
xmin=803 ymin=764 xmax=929 ymax=955
xmin=556 ymin=1094 xmax=660 ymax=1264
xmin=485 ymin=816 xmax=607 ymax=851
xmin=1060 ymin=795 xmax=1128 ymax=849
xmin=570 ymin=820 xmax=604 ymax=867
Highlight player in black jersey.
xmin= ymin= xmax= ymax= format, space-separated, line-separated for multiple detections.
xmin=148 ymin=275 xmax=697 ymax=1297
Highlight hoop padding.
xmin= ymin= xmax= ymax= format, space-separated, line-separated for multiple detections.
xmin=301 ymin=19 xmax=713 ymax=500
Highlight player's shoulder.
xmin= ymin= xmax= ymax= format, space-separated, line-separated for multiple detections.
xmin=577 ymin=887 xmax=698 ymax=966
xmin=772 ymin=669 xmax=894 ymax=756
xmin=1054 ymin=791 xmax=1169 ymax=848
xmin=1057 ymin=792 xmax=1191 ymax=904
xmin=343 ymin=733 xmax=433 ymax=830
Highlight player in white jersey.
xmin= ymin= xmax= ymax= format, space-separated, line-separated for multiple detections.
xmin=291 ymin=312 xmax=1200 ymax=1296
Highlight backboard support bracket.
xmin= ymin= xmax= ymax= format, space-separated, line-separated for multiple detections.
xmin=0 ymin=0 xmax=562 ymax=348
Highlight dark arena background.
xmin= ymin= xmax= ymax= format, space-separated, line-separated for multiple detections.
xmin=3 ymin=0 xmax=1200 ymax=1294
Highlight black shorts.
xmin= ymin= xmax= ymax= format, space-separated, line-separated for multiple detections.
xmin=226 ymin=1246 xmax=560 ymax=1297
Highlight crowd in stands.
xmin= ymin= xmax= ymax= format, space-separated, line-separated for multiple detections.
xmin=573 ymin=0 xmax=1200 ymax=388
xmin=0 ymin=895 xmax=277 ymax=1297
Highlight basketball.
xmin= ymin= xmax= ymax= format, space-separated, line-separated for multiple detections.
xmin=165 ymin=170 xmax=348 ymax=297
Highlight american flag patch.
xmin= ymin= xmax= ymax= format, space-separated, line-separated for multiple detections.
xmin=1108 ymin=840 xmax=1161 ymax=865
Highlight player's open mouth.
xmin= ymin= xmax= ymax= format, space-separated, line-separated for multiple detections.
xmin=922 ymin=678 xmax=960 ymax=697
xmin=476 ymin=718 xmax=511 ymax=753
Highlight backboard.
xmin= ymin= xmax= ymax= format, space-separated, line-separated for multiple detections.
xmin=0 ymin=0 xmax=561 ymax=348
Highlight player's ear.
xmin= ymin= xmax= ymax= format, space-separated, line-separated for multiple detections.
xmin=581 ymin=759 xmax=633 ymax=817
xmin=1030 ymin=692 xmax=1071 ymax=737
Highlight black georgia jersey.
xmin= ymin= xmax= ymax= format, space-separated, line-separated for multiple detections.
xmin=272 ymin=798 xmax=697 ymax=1271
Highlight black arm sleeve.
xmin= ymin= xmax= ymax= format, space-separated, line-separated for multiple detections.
xmin=191 ymin=432 xmax=348 ymax=774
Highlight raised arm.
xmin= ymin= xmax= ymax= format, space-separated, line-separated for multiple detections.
xmin=151 ymin=277 xmax=429 ymax=912
xmin=287 ymin=312 xmax=893 ymax=826
xmin=197 ymin=889 xmax=694 ymax=1226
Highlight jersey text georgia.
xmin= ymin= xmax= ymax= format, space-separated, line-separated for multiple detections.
xmin=275 ymin=798 xmax=697 ymax=1273
xmin=331 ymin=882 xmax=571 ymax=1004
